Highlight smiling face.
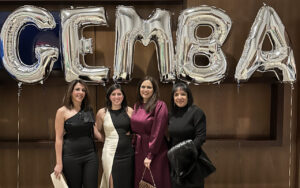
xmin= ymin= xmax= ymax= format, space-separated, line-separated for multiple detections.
xmin=71 ymin=82 xmax=86 ymax=104
xmin=109 ymin=89 xmax=124 ymax=108
xmin=173 ymin=88 xmax=188 ymax=108
xmin=140 ymin=80 xmax=154 ymax=103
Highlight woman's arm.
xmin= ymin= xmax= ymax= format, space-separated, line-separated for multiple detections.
xmin=93 ymin=125 xmax=103 ymax=142
xmin=193 ymin=107 xmax=206 ymax=150
xmin=94 ymin=108 xmax=105 ymax=142
xmin=54 ymin=107 xmax=65 ymax=178
xmin=125 ymin=107 xmax=134 ymax=136
xmin=146 ymin=101 xmax=169 ymax=160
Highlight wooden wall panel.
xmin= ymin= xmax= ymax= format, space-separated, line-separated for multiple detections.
xmin=18 ymin=79 xmax=66 ymax=140
xmin=0 ymin=74 xmax=18 ymax=140
xmin=191 ymin=83 xmax=271 ymax=139
xmin=19 ymin=144 xmax=55 ymax=188
xmin=0 ymin=144 xmax=18 ymax=187
xmin=205 ymin=147 xmax=288 ymax=187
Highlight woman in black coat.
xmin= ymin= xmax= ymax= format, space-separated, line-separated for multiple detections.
xmin=168 ymin=82 xmax=212 ymax=188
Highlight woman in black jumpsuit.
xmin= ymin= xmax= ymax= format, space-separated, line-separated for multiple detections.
xmin=54 ymin=80 xmax=102 ymax=188
xmin=168 ymin=82 xmax=206 ymax=188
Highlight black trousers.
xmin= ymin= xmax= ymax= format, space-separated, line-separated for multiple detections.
xmin=63 ymin=151 xmax=99 ymax=188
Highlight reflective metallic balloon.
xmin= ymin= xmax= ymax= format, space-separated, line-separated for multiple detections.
xmin=235 ymin=5 xmax=296 ymax=83
xmin=0 ymin=5 xmax=58 ymax=84
xmin=61 ymin=7 xmax=109 ymax=84
xmin=113 ymin=6 xmax=175 ymax=83
xmin=176 ymin=6 xmax=232 ymax=84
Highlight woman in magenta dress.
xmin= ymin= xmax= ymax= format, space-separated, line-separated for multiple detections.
xmin=131 ymin=76 xmax=171 ymax=188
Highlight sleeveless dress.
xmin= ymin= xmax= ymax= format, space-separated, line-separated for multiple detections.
xmin=62 ymin=109 xmax=99 ymax=188
xmin=100 ymin=108 xmax=134 ymax=188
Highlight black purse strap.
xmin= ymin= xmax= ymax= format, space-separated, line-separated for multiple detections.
xmin=141 ymin=167 xmax=156 ymax=187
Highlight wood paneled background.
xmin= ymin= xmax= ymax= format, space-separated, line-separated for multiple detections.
xmin=0 ymin=0 xmax=299 ymax=187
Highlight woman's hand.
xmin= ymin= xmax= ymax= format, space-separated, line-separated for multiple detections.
xmin=144 ymin=157 xmax=152 ymax=169
xmin=54 ymin=164 xmax=63 ymax=178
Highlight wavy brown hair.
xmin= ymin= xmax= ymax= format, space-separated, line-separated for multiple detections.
xmin=63 ymin=80 xmax=91 ymax=111
xmin=136 ymin=76 xmax=160 ymax=113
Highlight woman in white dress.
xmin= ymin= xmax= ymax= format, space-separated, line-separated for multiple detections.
xmin=96 ymin=84 xmax=134 ymax=188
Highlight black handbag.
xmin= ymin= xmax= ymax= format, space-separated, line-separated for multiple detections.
xmin=167 ymin=139 xmax=216 ymax=184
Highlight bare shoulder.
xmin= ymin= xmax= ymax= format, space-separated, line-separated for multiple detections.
xmin=55 ymin=106 xmax=67 ymax=123
xmin=56 ymin=106 xmax=67 ymax=116
xmin=97 ymin=108 xmax=106 ymax=118
xmin=97 ymin=107 xmax=106 ymax=115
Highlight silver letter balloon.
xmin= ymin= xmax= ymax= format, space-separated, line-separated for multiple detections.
xmin=60 ymin=7 xmax=109 ymax=84
xmin=176 ymin=6 xmax=232 ymax=84
xmin=113 ymin=6 xmax=175 ymax=83
xmin=0 ymin=5 xmax=59 ymax=84
xmin=235 ymin=5 xmax=296 ymax=83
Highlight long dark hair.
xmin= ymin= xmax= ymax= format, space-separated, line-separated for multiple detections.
xmin=105 ymin=84 xmax=128 ymax=111
xmin=170 ymin=82 xmax=193 ymax=114
xmin=136 ymin=76 xmax=160 ymax=113
xmin=63 ymin=80 xmax=91 ymax=111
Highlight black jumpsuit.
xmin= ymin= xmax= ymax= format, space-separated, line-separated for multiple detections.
xmin=62 ymin=109 xmax=99 ymax=188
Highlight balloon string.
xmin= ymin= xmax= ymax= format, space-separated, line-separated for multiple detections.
xmin=17 ymin=83 xmax=22 ymax=188
xmin=237 ymin=82 xmax=240 ymax=95
xmin=288 ymin=84 xmax=294 ymax=188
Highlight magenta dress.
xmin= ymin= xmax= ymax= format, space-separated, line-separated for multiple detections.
xmin=131 ymin=100 xmax=171 ymax=188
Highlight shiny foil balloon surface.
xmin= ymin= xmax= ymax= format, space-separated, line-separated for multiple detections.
xmin=176 ymin=6 xmax=232 ymax=84
xmin=0 ymin=5 xmax=59 ymax=84
xmin=235 ymin=5 xmax=296 ymax=83
xmin=61 ymin=7 xmax=109 ymax=84
xmin=113 ymin=6 xmax=175 ymax=83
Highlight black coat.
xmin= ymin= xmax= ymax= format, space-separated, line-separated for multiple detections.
xmin=168 ymin=105 xmax=215 ymax=188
